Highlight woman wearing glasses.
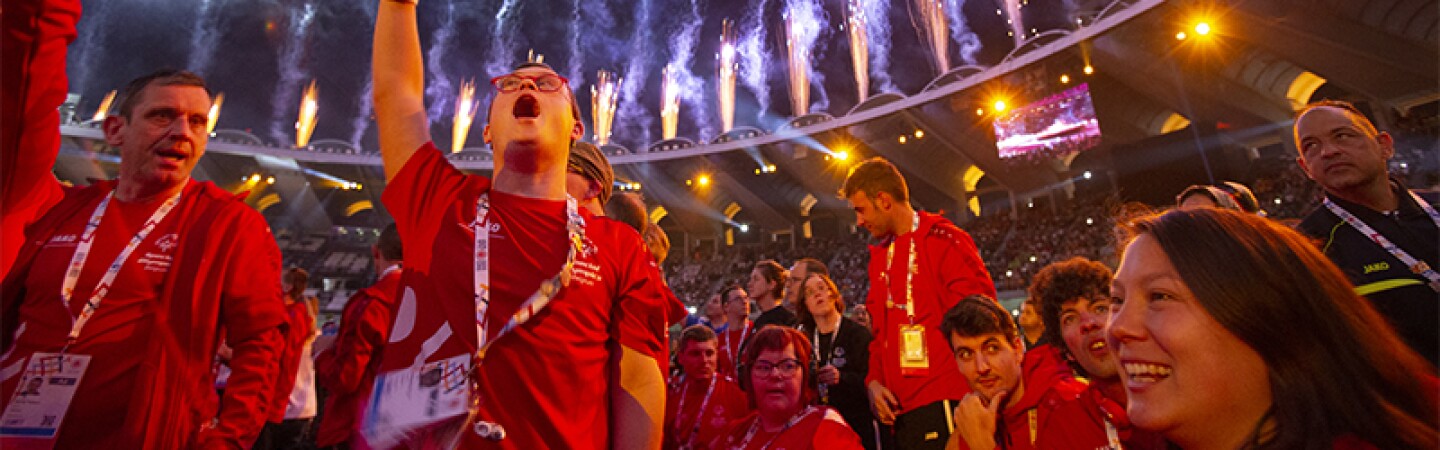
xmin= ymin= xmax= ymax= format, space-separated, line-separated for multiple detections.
xmin=712 ymin=326 xmax=863 ymax=450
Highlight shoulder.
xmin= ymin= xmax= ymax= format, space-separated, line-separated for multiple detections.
xmin=919 ymin=214 xmax=975 ymax=247
xmin=1295 ymin=205 xmax=1339 ymax=237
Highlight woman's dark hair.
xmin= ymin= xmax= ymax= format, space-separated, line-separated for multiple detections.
xmin=795 ymin=272 xmax=847 ymax=330
xmin=752 ymin=260 xmax=787 ymax=299
xmin=1120 ymin=208 xmax=1437 ymax=449
xmin=1028 ymin=257 xmax=1113 ymax=372
xmin=282 ymin=267 xmax=309 ymax=302
xmin=740 ymin=326 xmax=816 ymax=408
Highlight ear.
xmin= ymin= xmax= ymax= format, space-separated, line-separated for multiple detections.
xmin=1013 ymin=336 xmax=1026 ymax=352
xmin=571 ymin=120 xmax=585 ymax=141
xmin=1376 ymin=131 xmax=1395 ymax=159
xmin=874 ymin=191 xmax=894 ymax=211
xmin=482 ymin=124 xmax=492 ymax=144
xmin=102 ymin=115 xmax=126 ymax=147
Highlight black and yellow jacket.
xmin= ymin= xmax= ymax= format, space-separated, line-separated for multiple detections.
xmin=1297 ymin=179 xmax=1439 ymax=366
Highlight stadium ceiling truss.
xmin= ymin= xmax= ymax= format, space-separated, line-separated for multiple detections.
xmin=56 ymin=0 xmax=1439 ymax=237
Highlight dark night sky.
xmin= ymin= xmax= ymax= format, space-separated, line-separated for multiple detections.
xmin=68 ymin=0 xmax=1072 ymax=151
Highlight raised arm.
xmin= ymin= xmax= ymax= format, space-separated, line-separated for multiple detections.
xmin=1 ymin=0 xmax=74 ymax=275
xmin=373 ymin=0 xmax=431 ymax=181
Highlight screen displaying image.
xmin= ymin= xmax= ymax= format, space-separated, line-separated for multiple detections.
xmin=993 ymin=83 xmax=1101 ymax=161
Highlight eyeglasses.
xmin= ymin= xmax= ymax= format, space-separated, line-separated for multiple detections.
xmin=751 ymin=359 xmax=802 ymax=377
xmin=490 ymin=74 xmax=569 ymax=93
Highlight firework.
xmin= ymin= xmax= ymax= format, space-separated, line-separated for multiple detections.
xmin=913 ymin=0 xmax=950 ymax=74
xmin=661 ymin=64 xmax=681 ymax=140
xmin=591 ymin=71 xmax=622 ymax=145
xmin=717 ymin=20 xmax=738 ymax=133
xmin=847 ymin=0 xmax=869 ymax=102
xmin=453 ymin=79 xmax=479 ymax=153
xmin=92 ymin=90 xmax=116 ymax=122
xmin=294 ymin=80 xmax=318 ymax=148
xmin=207 ymin=93 xmax=224 ymax=134
xmin=783 ymin=12 xmax=810 ymax=116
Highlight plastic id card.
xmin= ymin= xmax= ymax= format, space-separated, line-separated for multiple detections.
xmin=0 ymin=353 xmax=91 ymax=446
xmin=899 ymin=325 xmax=930 ymax=377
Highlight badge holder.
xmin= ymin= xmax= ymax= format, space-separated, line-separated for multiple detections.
xmin=899 ymin=325 xmax=930 ymax=377
xmin=0 ymin=353 xmax=91 ymax=448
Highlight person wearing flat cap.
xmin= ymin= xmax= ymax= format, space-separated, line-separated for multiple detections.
xmin=567 ymin=141 xmax=614 ymax=215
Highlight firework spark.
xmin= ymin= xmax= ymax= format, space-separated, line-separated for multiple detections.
xmin=912 ymin=0 xmax=950 ymax=74
xmin=452 ymin=79 xmax=479 ymax=153
xmin=294 ymin=80 xmax=318 ymax=148
xmin=783 ymin=11 xmax=810 ymax=116
xmin=847 ymin=0 xmax=870 ymax=102
xmin=717 ymin=20 xmax=738 ymax=133
xmin=660 ymin=65 xmax=681 ymax=140
xmin=207 ymin=93 xmax=224 ymax=134
xmin=92 ymin=90 xmax=116 ymax=122
xmin=591 ymin=71 xmax=622 ymax=145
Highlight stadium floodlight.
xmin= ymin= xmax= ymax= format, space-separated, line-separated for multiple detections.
xmin=697 ymin=174 xmax=711 ymax=187
xmin=1194 ymin=22 xmax=1211 ymax=36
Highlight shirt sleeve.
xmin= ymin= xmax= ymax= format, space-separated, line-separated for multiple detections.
xmin=611 ymin=228 xmax=667 ymax=363
xmin=928 ymin=227 xmax=997 ymax=309
xmin=812 ymin=411 xmax=866 ymax=450
xmin=378 ymin=142 xmax=481 ymax=272
xmin=864 ymin=248 xmax=887 ymax=388
xmin=838 ymin=321 xmax=872 ymax=390
xmin=0 ymin=0 xmax=73 ymax=275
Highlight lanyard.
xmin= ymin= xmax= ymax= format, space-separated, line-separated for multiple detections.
xmin=726 ymin=321 xmax=750 ymax=360
xmin=61 ymin=189 xmax=183 ymax=344
xmin=471 ymin=193 xmax=585 ymax=360
xmin=674 ymin=375 xmax=718 ymax=449
xmin=1323 ymin=191 xmax=1440 ymax=292
xmin=883 ymin=213 xmax=921 ymax=324
xmin=809 ymin=317 xmax=842 ymax=365
xmin=736 ymin=406 xmax=817 ymax=450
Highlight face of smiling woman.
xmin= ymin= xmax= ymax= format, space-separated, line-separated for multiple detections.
xmin=1108 ymin=233 xmax=1273 ymax=449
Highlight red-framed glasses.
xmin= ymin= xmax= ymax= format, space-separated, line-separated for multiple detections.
xmin=489 ymin=74 xmax=569 ymax=93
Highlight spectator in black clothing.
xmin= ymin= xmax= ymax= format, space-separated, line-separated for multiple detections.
xmin=1292 ymin=100 xmax=1439 ymax=366
xmin=795 ymin=272 xmax=881 ymax=450
xmin=749 ymin=260 xmax=795 ymax=330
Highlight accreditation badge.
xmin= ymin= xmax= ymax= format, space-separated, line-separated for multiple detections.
xmin=363 ymin=353 xmax=472 ymax=449
xmin=0 ymin=353 xmax=91 ymax=448
xmin=899 ymin=325 xmax=930 ymax=377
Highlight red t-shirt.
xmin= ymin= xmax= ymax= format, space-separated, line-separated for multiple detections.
xmin=712 ymin=406 xmax=864 ymax=450
xmin=663 ymin=375 xmax=750 ymax=449
xmin=953 ymin=353 xmax=1111 ymax=450
xmin=865 ymin=213 xmax=996 ymax=415
xmin=2 ymin=193 xmax=179 ymax=445
xmin=377 ymin=143 xmax=661 ymax=449
xmin=315 ymin=268 xmax=401 ymax=446
xmin=716 ymin=322 xmax=750 ymax=380
xmin=269 ymin=300 xmax=314 ymax=422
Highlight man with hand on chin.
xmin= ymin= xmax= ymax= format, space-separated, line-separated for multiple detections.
xmin=939 ymin=296 xmax=1111 ymax=450
xmin=366 ymin=0 xmax=665 ymax=448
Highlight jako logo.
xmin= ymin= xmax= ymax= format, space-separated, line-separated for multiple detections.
xmin=1363 ymin=262 xmax=1390 ymax=274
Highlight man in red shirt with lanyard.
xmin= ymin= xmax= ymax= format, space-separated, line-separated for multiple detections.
xmin=315 ymin=224 xmax=404 ymax=448
xmin=0 ymin=1 xmax=286 ymax=448
xmin=841 ymin=157 xmax=996 ymax=449
xmin=365 ymin=1 xmax=665 ymax=448
xmin=665 ymin=325 xmax=749 ymax=449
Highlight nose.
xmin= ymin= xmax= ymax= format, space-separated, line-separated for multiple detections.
xmin=1107 ymin=296 xmax=1146 ymax=345
xmin=1079 ymin=312 xmax=1102 ymax=334
xmin=973 ymin=354 xmax=993 ymax=374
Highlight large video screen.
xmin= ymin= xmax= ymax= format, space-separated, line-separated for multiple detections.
xmin=993 ymin=83 xmax=1101 ymax=162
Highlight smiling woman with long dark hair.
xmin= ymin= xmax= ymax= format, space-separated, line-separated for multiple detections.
xmin=1108 ymin=208 xmax=1437 ymax=449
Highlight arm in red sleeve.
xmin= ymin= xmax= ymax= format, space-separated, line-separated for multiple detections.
xmin=929 ymin=228 xmax=997 ymax=310
xmin=318 ymin=292 xmax=389 ymax=395
xmin=0 ymin=0 xmax=73 ymax=275
xmin=200 ymin=210 xmax=287 ymax=448
xmin=864 ymin=251 xmax=887 ymax=388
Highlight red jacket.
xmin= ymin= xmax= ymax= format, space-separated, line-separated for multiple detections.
xmin=953 ymin=353 xmax=1111 ymax=450
xmin=0 ymin=178 xmax=287 ymax=449
xmin=269 ymin=300 xmax=315 ymax=422
xmin=315 ymin=268 xmax=402 ymax=446
xmin=865 ymin=212 xmax=996 ymax=414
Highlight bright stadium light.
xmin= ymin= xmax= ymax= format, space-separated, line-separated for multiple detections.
xmin=697 ymin=174 xmax=711 ymax=187
xmin=1195 ymin=22 xmax=1211 ymax=35
xmin=834 ymin=150 xmax=850 ymax=161
xmin=993 ymin=100 xmax=1007 ymax=112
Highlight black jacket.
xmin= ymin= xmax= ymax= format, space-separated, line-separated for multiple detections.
xmin=1297 ymin=181 xmax=1439 ymax=366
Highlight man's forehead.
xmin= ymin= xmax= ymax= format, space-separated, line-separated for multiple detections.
xmin=952 ymin=333 xmax=1006 ymax=347
xmin=1297 ymin=106 xmax=1364 ymax=134
xmin=137 ymin=84 xmax=211 ymax=107
xmin=511 ymin=66 xmax=557 ymax=77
